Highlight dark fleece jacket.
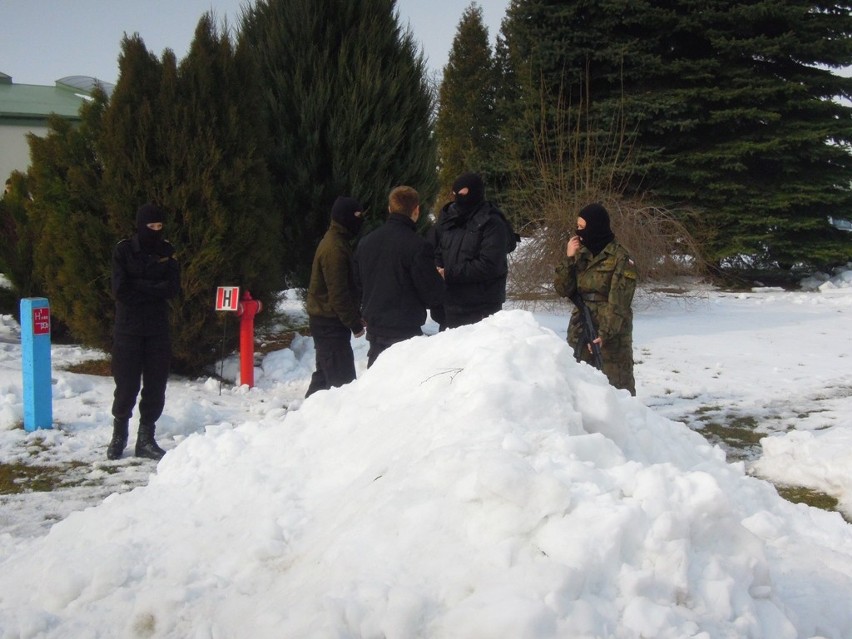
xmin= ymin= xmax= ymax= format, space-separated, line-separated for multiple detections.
xmin=306 ymin=221 xmax=363 ymax=334
xmin=355 ymin=213 xmax=445 ymax=339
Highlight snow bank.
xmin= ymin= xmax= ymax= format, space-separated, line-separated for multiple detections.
xmin=2 ymin=310 xmax=852 ymax=638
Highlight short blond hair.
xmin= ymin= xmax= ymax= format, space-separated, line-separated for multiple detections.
xmin=389 ymin=186 xmax=420 ymax=219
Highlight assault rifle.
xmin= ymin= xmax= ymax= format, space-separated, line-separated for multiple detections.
xmin=570 ymin=292 xmax=604 ymax=370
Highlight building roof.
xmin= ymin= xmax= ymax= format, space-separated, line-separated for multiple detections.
xmin=0 ymin=73 xmax=114 ymax=121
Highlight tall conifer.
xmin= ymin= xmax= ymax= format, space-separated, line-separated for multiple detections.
xmin=100 ymin=34 xmax=166 ymax=222
xmin=26 ymin=93 xmax=114 ymax=347
xmin=499 ymin=0 xmax=852 ymax=270
xmin=23 ymin=17 xmax=281 ymax=372
xmin=157 ymin=16 xmax=282 ymax=369
xmin=435 ymin=3 xmax=499 ymax=204
xmin=239 ymin=0 xmax=437 ymax=283
xmin=0 ymin=172 xmax=41 ymax=317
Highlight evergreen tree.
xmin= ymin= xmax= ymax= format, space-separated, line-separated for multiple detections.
xmin=0 ymin=172 xmax=40 ymax=312
xmin=20 ymin=17 xmax=282 ymax=373
xmin=100 ymin=34 xmax=167 ymax=223
xmin=499 ymin=0 xmax=852 ymax=270
xmin=157 ymin=16 xmax=282 ymax=370
xmin=239 ymin=0 xmax=437 ymax=284
xmin=435 ymin=3 xmax=499 ymax=204
xmin=26 ymin=93 xmax=114 ymax=347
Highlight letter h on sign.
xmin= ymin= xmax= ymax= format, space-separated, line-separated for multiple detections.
xmin=215 ymin=286 xmax=240 ymax=312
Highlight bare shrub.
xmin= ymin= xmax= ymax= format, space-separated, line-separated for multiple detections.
xmin=503 ymin=79 xmax=709 ymax=309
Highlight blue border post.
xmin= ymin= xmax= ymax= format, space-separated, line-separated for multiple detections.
xmin=20 ymin=298 xmax=53 ymax=431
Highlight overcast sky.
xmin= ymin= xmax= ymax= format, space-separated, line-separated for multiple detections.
xmin=0 ymin=0 xmax=510 ymax=86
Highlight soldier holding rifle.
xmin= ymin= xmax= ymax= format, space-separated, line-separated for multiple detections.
xmin=554 ymin=203 xmax=638 ymax=395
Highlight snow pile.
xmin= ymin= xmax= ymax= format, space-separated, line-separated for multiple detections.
xmin=799 ymin=262 xmax=852 ymax=292
xmin=1 ymin=310 xmax=851 ymax=638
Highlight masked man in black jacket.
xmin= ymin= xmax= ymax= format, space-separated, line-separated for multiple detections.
xmin=355 ymin=186 xmax=445 ymax=367
xmin=107 ymin=203 xmax=181 ymax=461
xmin=431 ymin=173 xmax=516 ymax=329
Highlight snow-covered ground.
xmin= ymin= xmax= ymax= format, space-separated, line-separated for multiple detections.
xmin=0 ymin=267 xmax=850 ymax=638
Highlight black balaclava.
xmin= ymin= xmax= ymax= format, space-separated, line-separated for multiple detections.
xmin=331 ymin=196 xmax=364 ymax=237
xmin=136 ymin=203 xmax=165 ymax=252
xmin=452 ymin=173 xmax=485 ymax=214
xmin=576 ymin=203 xmax=615 ymax=256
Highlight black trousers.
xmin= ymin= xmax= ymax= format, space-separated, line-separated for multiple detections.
xmin=111 ymin=332 xmax=171 ymax=424
xmin=366 ymin=331 xmax=420 ymax=368
xmin=305 ymin=320 xmax=356 ymax=398
xmin=444 ymin=303 xmax=502 ymax=330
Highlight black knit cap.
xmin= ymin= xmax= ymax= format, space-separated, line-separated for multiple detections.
xmin=577 ymin=202 xmax=615 ymax=256
xmin=331 ymin=196 xmax=364 ymax=236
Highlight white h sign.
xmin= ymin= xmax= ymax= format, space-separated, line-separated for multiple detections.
xmin=215 ymin=286 xmax=240 ymax=311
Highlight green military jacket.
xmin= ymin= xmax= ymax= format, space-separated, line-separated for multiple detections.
xmin=306 ymin=221 xmax=363 ymax=333
xmin=554 ymin=240 xmax=638 ymax=343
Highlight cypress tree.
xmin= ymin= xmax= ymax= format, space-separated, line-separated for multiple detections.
xmin=499 ymin=0 xmax=852 ymax=270
xmin=19 ymin=17 xmax=283 ymax=373
xmin=26 ymin=93 xmax=114 ymax=347
xmin=435 ymin=3 xmax=499 ymax=204
xmin=157 ymin=15 xmax=282 ymax=370
xmin=0 ymin=172 xmax=40 ymax=316
xmin=100 ymin=34 xmax=167 ymax=222
xmin=239 ymin=0 xmax=438 ymax=284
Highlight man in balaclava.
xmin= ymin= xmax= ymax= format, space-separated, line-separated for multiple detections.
xmin=108 ymin=203 xmax=181 ymax=461
xmin=430 ymin=172 xmax=516 ymax=329
xmin=553 ymin=202 xmax=638 ymax=395
xmin=136 ymin=202 xmax=165 ymax=252
xmin=330 ymin=196 xmax=366 ymax=237
xmin=451 ymin=172 xmax=485 ymax=215
xmin=575 ymin=203 xmax=615 ymax=257
xmin=305 ymin=196 xmax=366 ymax=397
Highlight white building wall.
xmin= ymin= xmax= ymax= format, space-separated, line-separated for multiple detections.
xmin=0 ymin=123 xmax=47 ymax=183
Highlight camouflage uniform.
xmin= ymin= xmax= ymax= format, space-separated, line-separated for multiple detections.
xmin=554 ymin=241 xmax=638 ymax=394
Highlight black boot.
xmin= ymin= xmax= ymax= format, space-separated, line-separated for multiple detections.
xmin=135 ymin=422 xmax=166 ymax=460
xmin=107 ymin=418 xmax=129 ymax=460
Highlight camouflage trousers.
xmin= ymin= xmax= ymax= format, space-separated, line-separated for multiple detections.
xmin=569 ymin=330 xmax=635 ymax=396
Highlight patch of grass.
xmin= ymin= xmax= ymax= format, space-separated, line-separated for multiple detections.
xmin=774 ymin=485 xmax=849 ymax=522
xmin=703 ymin=415 xmax=761 ymax=441
xmin=93 ymin=459 xmax=147 ymax=476
xmin=62 ymin=358 xmax=112 ymax=376
xmin=0 ymin=461 xmax=88 ymax=494
xmin=694 ymin=405 xmax=723 ymax=416
xmin=689 ymin=411 xmax=848 ymax=520
xmin=696 ymin=415 xmax=764 ymax=462
xmin=256 ymin=329 xmax=310 ymax=355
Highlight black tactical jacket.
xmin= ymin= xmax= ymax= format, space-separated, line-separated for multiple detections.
xmin=112 ymin=235 xmax=180 ymax=336
xmin=432 ymin=201 xmax=515 ymax=315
